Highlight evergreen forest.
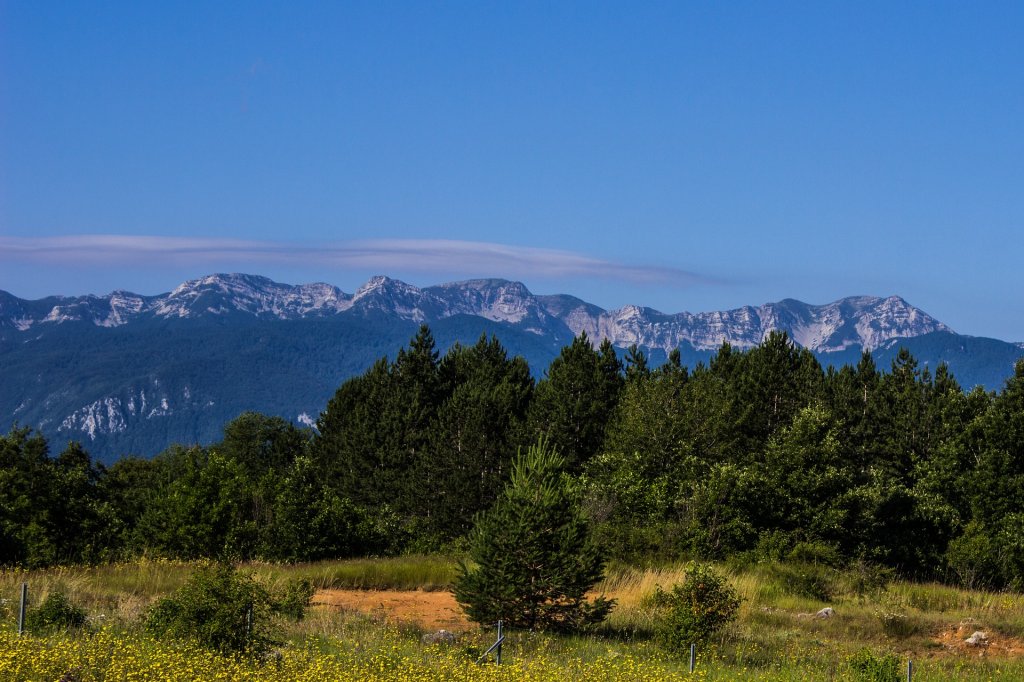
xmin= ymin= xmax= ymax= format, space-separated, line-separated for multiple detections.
xmin=3 ymin=326 xmax=1024 ymax=591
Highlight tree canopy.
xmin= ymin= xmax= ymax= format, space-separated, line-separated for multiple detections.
xmin=3 ymin=327 xmax=1024 ymax=591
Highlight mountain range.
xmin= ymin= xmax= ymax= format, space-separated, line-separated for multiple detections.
xmin=2 ymin=273 xmax=1021 ymax=461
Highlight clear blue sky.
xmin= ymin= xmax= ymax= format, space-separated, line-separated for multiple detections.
xmin=2 ymin=2 xmax=1022 ymax=340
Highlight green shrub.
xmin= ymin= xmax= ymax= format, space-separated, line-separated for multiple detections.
xmin=454 ymin=439 xmax=614 ymax=632
xmin=849 ymin=647 xmax=900 ymax=682
xmin=145 ymin=563 xmax=277 ymax=654
xmin=768 ymin=562 xmax=835 ymax=601
xmin=651 ymin=562 xmax=741 ymax=653
xmin=274 ymin=578 xmax=314 ymax=621
xmin=946 ymin=521 xmax=1000 ymax=589
xmin=876 ymin=610 xmax=919 ymax=639
xmin=786 ymin=541 xmax=841 ymax=566
xmin=25 ymin=592 xmax=87 ymax=634
xmin=752 ymin=530 xmax=794 ymax=562
xmin=846 ymin=559 xmax=893 ymax=599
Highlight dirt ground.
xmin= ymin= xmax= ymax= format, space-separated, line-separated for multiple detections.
xmin=313 ymin=589 xmax=1024 ymax=659
xmin=933 ymin=621 xmax=1024 ymax=657
xmin=313 ymin=589 xmax=472 ymax=632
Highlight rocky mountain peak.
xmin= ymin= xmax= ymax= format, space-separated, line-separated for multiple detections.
xmin=0 ymin=274 xmax=958 ymax=354
xmin=4 ymin=274 xmax=1020 ymax=459
xmin=353 ymin=275 xmax=420 ymax=300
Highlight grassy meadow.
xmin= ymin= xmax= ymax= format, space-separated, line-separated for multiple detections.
xmin=2 ymin=557 xmax=1023 ymax=680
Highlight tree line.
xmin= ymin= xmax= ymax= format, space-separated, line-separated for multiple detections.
xmin=2 ymin=326 xmax=1023 ymax=589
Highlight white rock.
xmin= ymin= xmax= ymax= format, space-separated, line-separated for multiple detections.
xmin=965 ymin=631 xmax=989 ymax=646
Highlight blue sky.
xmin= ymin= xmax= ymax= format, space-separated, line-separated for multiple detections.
xmin=2 ymin=2 xmax=1022 ymax=340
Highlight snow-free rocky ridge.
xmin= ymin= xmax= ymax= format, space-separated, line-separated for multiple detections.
xmin=1 ymin=273 xmax=952 ymax=353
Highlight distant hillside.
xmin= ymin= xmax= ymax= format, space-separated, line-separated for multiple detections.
xmin=1 ymin=273 xmax=1020 ymax=460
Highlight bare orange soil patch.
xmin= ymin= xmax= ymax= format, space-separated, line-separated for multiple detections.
xmin=314 ymin=589 xmax=472 ymax=632
xmin=933 ymin=621 xmax=1024 ymax=657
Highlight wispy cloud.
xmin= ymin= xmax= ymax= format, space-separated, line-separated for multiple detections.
xmin=0 ymin=235 xmax=719 ymax=287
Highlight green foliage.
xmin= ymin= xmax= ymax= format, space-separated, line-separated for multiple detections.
xmin=651 ymin=563 xmax=741 ymax=652
xmin=528 ymin=333 xmax=623 ymax=472
xmin=0 ymin=428 xmax=114 ymax=567
xmin=678 ymin=462 xmax=757 ymax=558
xmin=24 ymin=592 xmax=88 ymax=634
xmin=135 ymin=446 xmax=251 ymax=560
xmin=454 ymin=437 xmax=614 ymax=631
xmin=756 ymin=405 xmax=849 ymax=541
xmin=946 ymin=520 xmax=1001 ymax=589
xmin=146 ymin=563 xmax=279 ymax=655
xmin=273 ymin=578 xmax=314 ymax=621
xmin=848 ymin=648 xmax=901 ymax=682
xmin=315 ymin=327 xmax=535 ymax=547
xmin=3 ymin=328 xmax=1024 ymax=596
xmin=266 ymin=455 xmax=395 ymax=561
xmin=768 ymin=562 xmax=836 ymax=601
xmin=731 ymin=332 xmax=823 ymax=454
xmin=786 ymin=540 xmax=842 ymax=566
xmin=421 ymin=334 xmax=534 ymax=539
xmin=215 ymin=411 xmax=309 ymax=479
xmin=596 ymin=362 xmax=691 ymax=522
xmin=846 ymin=559 xmax=894 ymax=599
xmin=875 ymin=609 xmax=919 ymax=638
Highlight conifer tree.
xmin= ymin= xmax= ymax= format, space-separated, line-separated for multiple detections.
xmin=732 ymin=331 xmax=822 ymax=457
xmin=528 ymin=333 xmax=623 ymax=471
xmin=958 ymin=359 xmax=1024 ymax=587
xmin=423 ymin=335 xmax=533 ymax=538
xmin=314 ymin=358 xmax=396 ymax=505
xmin=624 ymin=343 xmax=649 ymax=383
xmin=454 ymin=437 xmax=613 ymax=631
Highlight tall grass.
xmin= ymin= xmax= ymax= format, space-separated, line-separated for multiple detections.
xmin=252 ymin=555 xmax=460 ymax=591
xmin=4 ymin=556 xmax=1024 ymax=680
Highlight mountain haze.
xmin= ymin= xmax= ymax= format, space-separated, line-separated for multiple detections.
xmin=1 ymin=273 xmax=1020 ymax=461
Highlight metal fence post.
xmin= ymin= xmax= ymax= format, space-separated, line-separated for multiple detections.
xmin=474 ymin=620 xmax=507 ymax=665
xmin=689 ymin=643 xmax=695 ymax=672
xmin=496 ymin=620 xmax=503 ymax=665
xmin=17 ymin=583 xmax=28 ymax=635
xmin=907 ymin=659 xmax=913 ymax=681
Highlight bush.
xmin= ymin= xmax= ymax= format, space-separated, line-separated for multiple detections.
xmin=752 ymin=530 xmax=794 ymax=563
xmin=846 ymin=559 xmax=893 ymax=599
xmin=651 ymin=563 xmax=741 ymax=653
xmin=946 ymin=521 xmax=1001 ymax=589
xmin=786 ymin=541 xmax=841 ymax=566
xmin=876 ymin=610 xmax=919 ymax=639
xmin=25 ymin=592 xmax=87 ymax=634
xmin=146 ymin=563 xmax=278 ymax=654
xmin=849 ymin=648 xmax=900 ymax=682
xmin=768 ymin=562 xmax=835 ymax=601
xmin=274 ymin=578 xmax=314 ymax=621
xmin=454 ymin=438 xmax=614 ymax=632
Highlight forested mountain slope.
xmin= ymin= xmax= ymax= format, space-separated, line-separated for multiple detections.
xmin=2 ymin=273 xmax=1020 ymax=460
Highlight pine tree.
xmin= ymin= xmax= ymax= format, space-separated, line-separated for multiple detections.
xmin=313 ymin=325 xmax=443 ymax=519
xmin=379 ymin=325 xmax=443 ymax=520
xmin=602 ymin=357 xmax=691 ymax=493
xmin=422 ymin=335 xmax=533 ymax=538
xmin=732 ymin=331 xmax=823 ymax=457
xmin=959 ymin=359 xmax=1024 ymax=587
xmin=453 ymin=437 xmax=614 ymax=631
xmin=624 ymin=344 xmax=649 ymax=383
xmin=528 ymin=333 xmax=623 ymax=471
xmin=313 ymin=357 xmax=393 ymax=507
